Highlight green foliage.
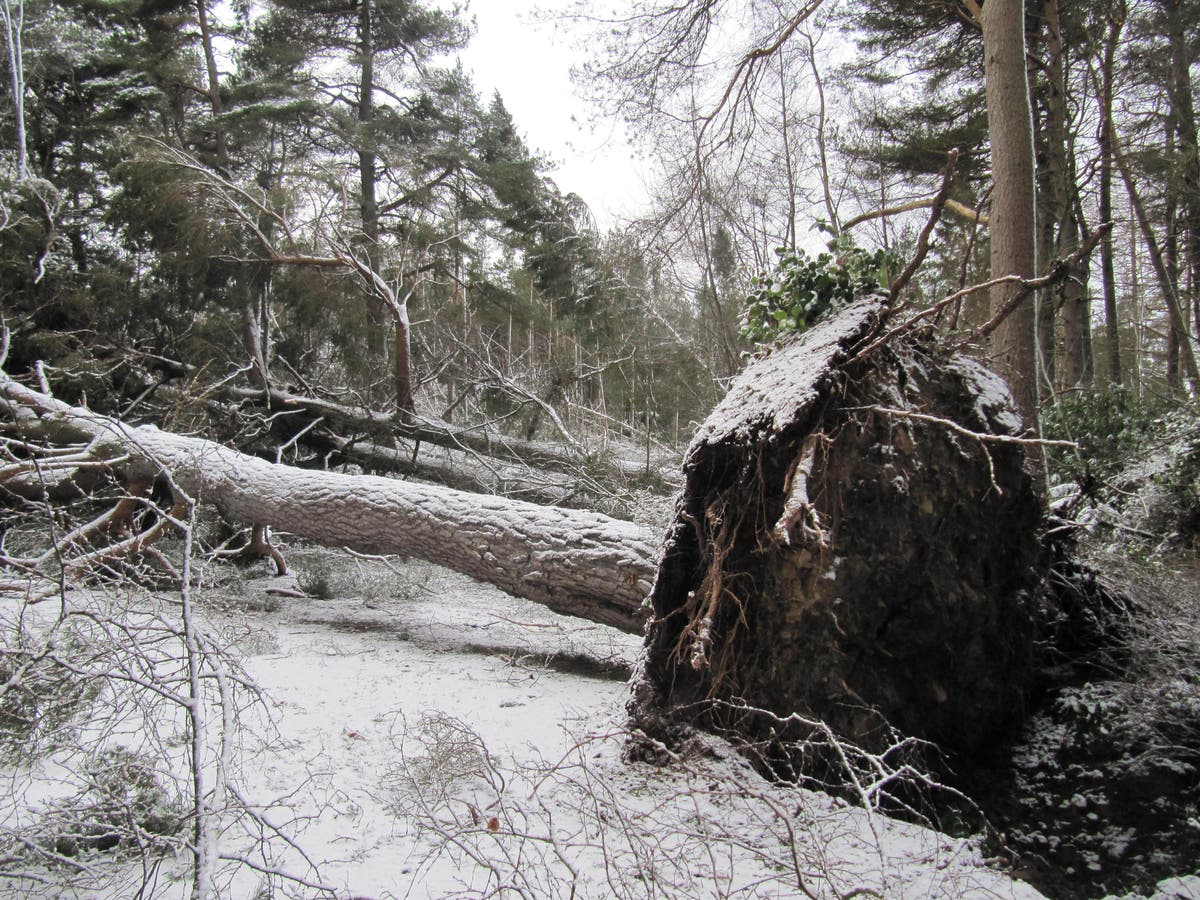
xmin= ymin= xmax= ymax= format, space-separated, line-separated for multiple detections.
xmin=1042 ymin=388 xmax=1174 ymax=483
xmin=740 ymin=233 xmax=900 ymax=345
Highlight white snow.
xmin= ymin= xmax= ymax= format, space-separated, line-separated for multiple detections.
xmin=2 ymin=549 xmax=1049 ymax=899
xmin=690 ymin=299 xmax=883 ymax=451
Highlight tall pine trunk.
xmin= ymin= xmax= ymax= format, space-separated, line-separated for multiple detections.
xmin=195 ymin=0 xmax=227 ymax=170
xmin=982 ymin=0 xmax=1039 ymax=427
xmin=1165 ymin=0 xmax=1200 ymax=355
xmin=1042 ymin=0 xmax=1091 ymax=390
xmin=358 ymin=0 xmax=387 ymax=360
xmin=1098 ymin=3 xmax=1125 ymax=387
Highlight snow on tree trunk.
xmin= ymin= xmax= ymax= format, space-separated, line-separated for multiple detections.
xmin=0 ymin=375 xmax=658 ymax=633
xmin=630 ymin=299 xmax=1046 ymax=757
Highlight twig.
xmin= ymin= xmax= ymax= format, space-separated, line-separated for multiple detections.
xmin=954 ymin=222 xmax=1111 ymax=349
xmin=856 ymin=405 xmax=1077 ymax=449
xmin=852 ymin=222 xmax=1112 ymax=362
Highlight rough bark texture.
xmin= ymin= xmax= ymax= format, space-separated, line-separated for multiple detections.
xmin=0 ymin=374 xmax=658 ymax=633
xmin=982 ymin=0 xmax=1039 ymax=425
xmin=630 ymin=300 xmax=1046 ymax=757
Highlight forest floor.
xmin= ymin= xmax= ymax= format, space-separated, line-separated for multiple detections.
xmin=4 ymin=532 xmax=1200 ymax=899
xmin=3 ymin=544 xmax=1066 ymax=899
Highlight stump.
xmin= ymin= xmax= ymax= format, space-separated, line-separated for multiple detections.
xmin=631 ymin=298 xmax=1046 ymax=757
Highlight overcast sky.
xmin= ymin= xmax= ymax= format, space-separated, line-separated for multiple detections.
xmin=456 ymin=2 xmax=648 ymax=229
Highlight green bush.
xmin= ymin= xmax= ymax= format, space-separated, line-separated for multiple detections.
xmin=740 ymin=234 xmax=900 ymax=346
xmin=1042 ymin=389 xmax=1174 ymax=484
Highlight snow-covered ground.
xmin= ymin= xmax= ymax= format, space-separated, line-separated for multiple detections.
xmin=4 ymin=548 xmax=1052 ymax=898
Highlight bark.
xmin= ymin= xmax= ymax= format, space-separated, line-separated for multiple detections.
xmin=630 ymin=298 xmax=1045 ymax=757
xmin=1098 ymin=4 xmax=1124 ymax=386
xmin=1060 ymin=211 xmax=1092 ymax=389
xmin=195 ymin=0 xmax=227 ymax=170
xmin=982 ymin=0 xmax=1039 ymax=425
xmin=0 ymin=373 xmax=658 ymax=634
xmin=1165 ymin=0 xmax=1200 ymax=332
xmin=240 ymin=302 xmax=270 ymax=393
xmin=1042 ymin=0 xmax=1092 ymax=390
xmin=393 ymin=299 xmax=414 ymax=414
xmin=1 ymin=0 xmax=27 ymax=180
xmin=357 ymin=0 xmax=386 ymax=359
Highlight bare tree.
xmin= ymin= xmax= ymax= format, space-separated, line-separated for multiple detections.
xmin=0 ymin=0 xmax=26 ymax=180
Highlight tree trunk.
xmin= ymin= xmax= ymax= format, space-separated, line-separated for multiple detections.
xmin=1115 ymin=128 xmax=1200 ymax=391
xmin=1042 ymin=0 xmax=1091 ymax=391
xmin=1098 ymin=3 xmax=1124 ymax=387
xmin=1060 ymin=209 xmax=1092 ymax=389
xmin=1165 ymin=0 xmax=1200 ymax=339
xmin=982 ymin=0 xmax=1039 ymax=425
xmin=0 ymin=374 xmax=658 ymax=634
xmin=357 ymin=0 xmax=386 ymax=359
xmin=195 ymin=0 xmax=228 ymax=170
xmin=393 ymin=297 xmax=415 ymax=414
xmin=1 ymin=0 xmax=27 ymax=180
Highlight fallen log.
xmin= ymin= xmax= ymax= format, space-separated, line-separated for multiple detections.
xmin=0 ymin=374 xmax=659 ymax=633
xmin=164 ymin=383 xmax=587 ymax=508
xmin=121 ymin=355 xmax=675 ymax=488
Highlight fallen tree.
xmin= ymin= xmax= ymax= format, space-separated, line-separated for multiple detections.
xmin=5 ymin=299 xmax=1067 ymax=759
xmin=111 ymin=358 xmax=673 ymax=511
xmin=0 ymin=374 xmax=658 ymax=633
xmin=121 ymin=354 xmax=674 ymax=488
xmin=630 ymin=297 xmax=1050 ymax=757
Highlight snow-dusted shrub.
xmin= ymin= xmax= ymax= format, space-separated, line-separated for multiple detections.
xmin=29 ymin=746 xmax=185 ymax=859
xmin=1045 ymin=393 xmax=1200 ymax=551
xmin=387 ymin=711 xmax=500 ymax=809
xmin=994 ymin=553 xmax=1200 ymax=897
xmin=1042 ymin=388 xmax=1173 ymax=484
xmin=0 ymin=627 xmax=100 ymax=760
xmin=297 ymin=558 xmax=336 ymax=600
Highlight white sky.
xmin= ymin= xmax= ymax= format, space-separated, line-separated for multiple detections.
xmin=456 ymin=1 xmax=649 ymax=230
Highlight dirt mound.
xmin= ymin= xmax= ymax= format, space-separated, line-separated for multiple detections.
xmin=631 ymin=299 xmax=1045 ymax=756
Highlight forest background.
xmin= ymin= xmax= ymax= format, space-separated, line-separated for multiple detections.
xmin=2 ymin=0 xmax=1200 ymax=896
xmin=0 ymin=0 xmax=1196 ymax=467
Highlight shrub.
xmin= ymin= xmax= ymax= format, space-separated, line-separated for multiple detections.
xmin=44 ymin=747 xmax=185 ymax=858
xmin=0 ymin=628 xmax=100 ymax=760
xmin=1041 ymin=388 xmax=1175 ymax=485
xmin=740 ymin=234 xmax=900 ymax=346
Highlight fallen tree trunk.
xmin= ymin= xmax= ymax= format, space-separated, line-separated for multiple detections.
xmin=121 ymin=355 xmax=675 ymax=487
xmin=157 ymin=382 xmax=588 ymax=508
xmin=0 ymin=374 xmax=658 ymax=633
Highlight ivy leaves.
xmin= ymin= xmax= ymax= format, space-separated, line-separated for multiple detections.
xmin=740 ymin=235 xmax=900 ymax=346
